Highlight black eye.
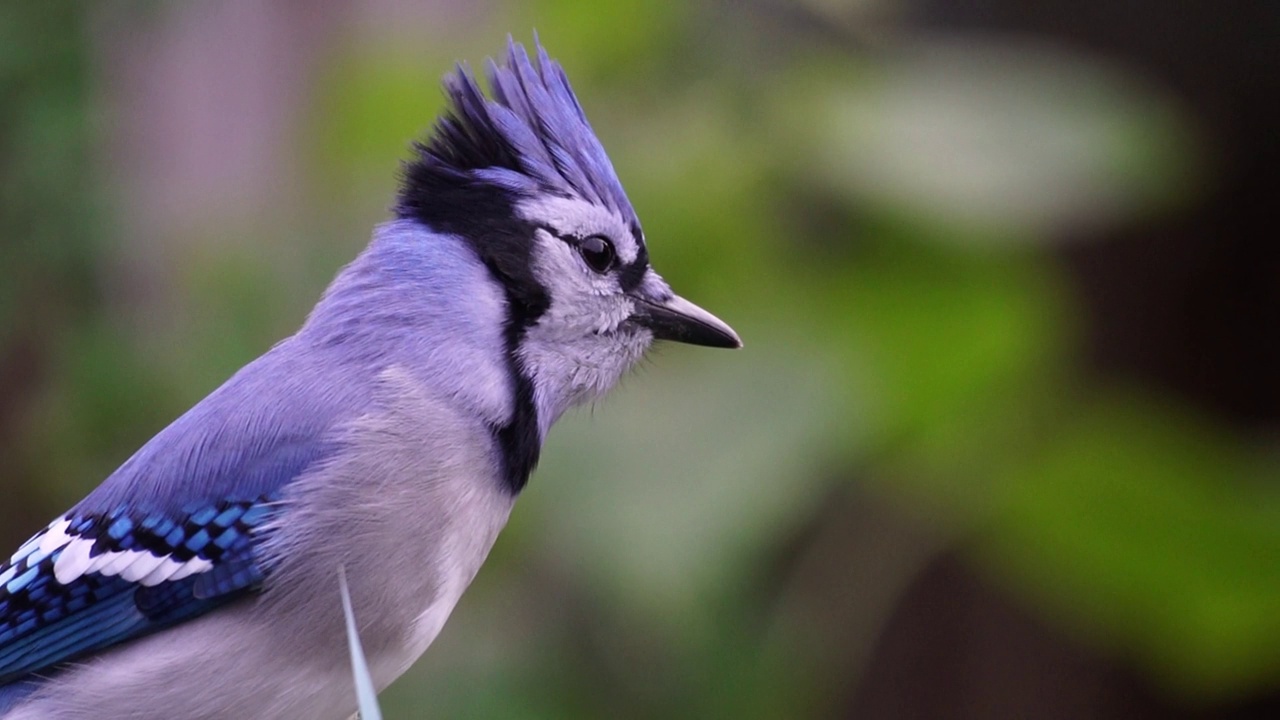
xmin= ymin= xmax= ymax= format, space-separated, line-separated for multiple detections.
xmin=577 ymin=235 xmax=616 ymax=274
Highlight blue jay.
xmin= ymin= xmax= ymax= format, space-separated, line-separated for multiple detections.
xmin=0 ymin=39 xmax=738 ymax=719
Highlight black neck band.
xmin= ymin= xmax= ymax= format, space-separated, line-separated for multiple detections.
xmin=396 ymin=173 xmax=547 ymax=494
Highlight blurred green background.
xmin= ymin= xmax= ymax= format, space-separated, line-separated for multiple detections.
xmin=2 ymin=1 xmax=1277 ymax=718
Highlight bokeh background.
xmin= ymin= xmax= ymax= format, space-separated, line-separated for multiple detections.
xmin=2 ymin=1 xmax=1278 ymax=718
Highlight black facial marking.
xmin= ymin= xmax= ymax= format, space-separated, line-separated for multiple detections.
xmin=493 ymin=352 xmax=542 ymax=495
xmin=618 ymin=258 xmax=648 ymax=293
xmin=618 ymin=224 xmax=650 ymax=293
xmin=397 ymin=156 xmax=545 ymax=495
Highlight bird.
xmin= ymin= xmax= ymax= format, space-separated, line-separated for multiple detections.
xmin=0 ymin=38 xmax=739 ymax=719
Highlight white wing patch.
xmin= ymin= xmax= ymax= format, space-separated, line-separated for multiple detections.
xmin=13 ymin=517 xmax=216 ymax=588
xmin=4 ymin=517 xmax=69 ymax=574
xmin=51 ymin=539 xmax=215 ymax=587
xmin=52 ymin=536 xmax=94 ymax=584
xmin=36 ymin=518 xmax=74 ymax=557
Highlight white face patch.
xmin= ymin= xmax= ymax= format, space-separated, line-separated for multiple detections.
xmin=516 ymin=195 xmax=646 ymax=331
xmin=516 ymin=195 xmax=641 ymax=265
xmin=509 ymin=195 xmax=658 ymax=434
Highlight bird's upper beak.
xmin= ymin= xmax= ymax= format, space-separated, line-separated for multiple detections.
xmin=630 ymin=294 xmax=741 ymax=349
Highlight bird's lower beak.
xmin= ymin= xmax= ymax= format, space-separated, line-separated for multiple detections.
xmin=630 ymin=294 xmax=742 ymax=349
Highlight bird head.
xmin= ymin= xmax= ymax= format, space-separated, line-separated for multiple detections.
xmin=395 ymin=39 xmax=739 ymax=432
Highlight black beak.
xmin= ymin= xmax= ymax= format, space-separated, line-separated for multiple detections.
xmin=630 ymin=294 xmax=742 ymax=349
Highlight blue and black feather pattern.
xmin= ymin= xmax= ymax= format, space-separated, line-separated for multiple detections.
xmin=0 ymin=496 xmax=276 ymax=683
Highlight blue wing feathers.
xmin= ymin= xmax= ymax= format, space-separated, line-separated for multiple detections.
xmin=0 ymin=590 xmax=138 ymax=673
xmin=0 ymin=340 xmax=361 ymax=689
xmin=0 ymin=496 xmax=279 ymax=683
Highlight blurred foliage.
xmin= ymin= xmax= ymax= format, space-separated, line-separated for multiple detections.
xmin=0 ymin=2 xmax=97 ymax=313
xmin=0 ymin=0 xmax=105 ymax=515
xmin=1 ymin=0 xmax=1276 ymax=717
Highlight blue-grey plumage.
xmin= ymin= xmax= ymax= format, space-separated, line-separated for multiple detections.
xmin=0 ymin=38 xmax=738 ymax=719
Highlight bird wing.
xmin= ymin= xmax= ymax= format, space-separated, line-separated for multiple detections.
xmin=0 ymin=496 xmax=280 ymax=683
xmin=0 ymin=345 xmax=355 ymax=684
